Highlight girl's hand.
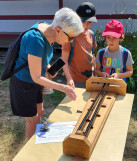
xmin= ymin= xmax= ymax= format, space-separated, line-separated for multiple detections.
xmin=110 ymin=73 xmax=120 ymax=79
xmin=102 ymin=72 xmax=110 ymax=78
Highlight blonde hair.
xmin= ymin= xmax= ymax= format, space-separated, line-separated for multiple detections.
xmin=51 ymin=7 xmax=84 ymax=37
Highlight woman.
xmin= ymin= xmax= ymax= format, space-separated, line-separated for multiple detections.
xmin=10 ymin=7 xmax=84 ymax=139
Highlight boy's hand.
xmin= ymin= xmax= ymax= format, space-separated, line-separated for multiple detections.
xmin=91 ymin=55 xmax=96 ymax=67
xmin=67 ymin=79 xmax=75 ymax=89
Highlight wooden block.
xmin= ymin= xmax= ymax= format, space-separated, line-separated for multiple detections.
xmin=63 ymin=91 xmax=117 ymax=159
xmin=86 ymin=77 xmax=127 ymax=95
xmin=63 ymin=134 xmax=91 ymax=159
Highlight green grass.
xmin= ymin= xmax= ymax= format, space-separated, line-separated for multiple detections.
xmin=132 ymin=93 xmax=137 ymax=118
xmin=43 ymin=90 xmax=65 ymax=107
xmin=0 ymin=64 xmax=3 ymax=73
xmin=122 ymin=34 xmax=137 ymax=93
xmin=121 ymin=33 xmax=137 ymax=118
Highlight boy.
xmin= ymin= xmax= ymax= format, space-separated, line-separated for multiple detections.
xmin=95 ymin=19 xmax=134 ymax=82
xmin=62 ymin=2 xmax=97 ymax=88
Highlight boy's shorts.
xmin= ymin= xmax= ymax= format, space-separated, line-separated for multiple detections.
xmin=74 ymin=80 xmax=86 ymax=88
xmin=10 ymin=76 xmax=43 ymax=117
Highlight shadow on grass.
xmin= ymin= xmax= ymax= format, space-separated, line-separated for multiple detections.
xmin=3 ymin=119 xmax=27 ymax=160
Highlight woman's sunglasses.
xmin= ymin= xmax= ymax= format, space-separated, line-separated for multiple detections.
xmin=63 ymin=31 xmax=74 ymax=41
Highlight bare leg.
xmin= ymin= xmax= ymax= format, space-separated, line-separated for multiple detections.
xmin=25 ymin=103 xmax=44 ymax=139
xmin=25 ymin=116 xmax=37 ymax=139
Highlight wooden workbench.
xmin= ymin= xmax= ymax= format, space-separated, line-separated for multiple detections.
xmin=13 ymin=88 xmax=134 ymax=161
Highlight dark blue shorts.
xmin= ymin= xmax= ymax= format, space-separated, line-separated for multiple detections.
xmin=10 ymin=76 xmax=43 ymax=117
xmin=74 ymin=80 xmax=86 ymax=88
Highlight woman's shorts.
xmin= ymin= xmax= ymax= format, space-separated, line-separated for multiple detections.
xmin=10 ymin=76 xmax=43 ymax=117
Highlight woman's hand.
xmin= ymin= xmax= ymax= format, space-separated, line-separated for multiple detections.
xmin=67 ymin=79 xmax=75 ymax=89
xmin=64 ymin=85 xmax=77 ymax=101
xmin=48 ymin=72 xmax=58 ymax=78
xmin=46 ymin=65 xmax=57 ymax=78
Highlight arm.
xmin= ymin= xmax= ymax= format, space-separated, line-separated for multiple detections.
xmin=93 ymin=37 xmax=97 ymax=49
xmin=28 ymin=54 xmax=76 ymax=100
xmin=92 ymin=54 xmax=96 ymax=69
xmin=94 ymin=63 xmax=109 ymax=77
xmin=111 ymin=64 xmax=133 ymax=79
xmin=91 ymin=37 xmax=97 ymax=75
xmin=62 ymin=44 xmax=75 ymax=88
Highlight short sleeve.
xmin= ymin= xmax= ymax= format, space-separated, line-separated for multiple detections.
xmin=126 ymin=50 xmax=134 ymax=66
xmin=25 ymin=30 xmax=44 ymax=57
xmin=95 ymin=51 xmax=101 ymax=64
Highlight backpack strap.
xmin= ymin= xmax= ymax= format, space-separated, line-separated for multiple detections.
xmin=68 ymin=38 xmax=76 ymax=65
xmin=99 ymin=48 xmax=106 ymax=69
xmin=13 ymin=62 xmax=28 ymax=74
xmin=19 ymin=27 xmax=44 ymax=39
xmin=29 ymin=27 xmax=45 ymax=38
xmin=122 ymin=47 xmax=128 ymax=83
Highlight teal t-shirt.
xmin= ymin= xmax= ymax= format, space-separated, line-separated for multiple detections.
xmin=14 ymin=22 xmax=53 ymax=83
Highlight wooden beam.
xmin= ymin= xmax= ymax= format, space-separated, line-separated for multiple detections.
xmin=86 ymin=77 xmax=127 ymax=96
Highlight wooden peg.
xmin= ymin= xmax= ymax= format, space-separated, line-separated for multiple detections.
xmin=77 ymin=109 xmax=83 ymax=113
xmin=75 ymin=130 xmax=84 ymax=135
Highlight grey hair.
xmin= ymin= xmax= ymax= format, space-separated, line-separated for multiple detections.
xmin=51 ymin=7 xmax=84 ymax=36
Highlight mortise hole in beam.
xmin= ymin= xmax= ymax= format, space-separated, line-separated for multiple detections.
xmin=88 ymin=108 xmax=93 ymax=111
xmin=91 ymin=82 xmax=104 ymax=85
xmin=109 ymin=84 xmax=120 ymax=87
xmin=91 ymin=82 xmax=120 ymax=87
xmin=107 ymin=96 xmax=112 ymax=99
xmin=90 ymin=125 xmax=93 ymax=129
xmin=86 ymin=119 xmax=90 ymax=122
xmin=77 ymin=110 xmax=83 ymax=113
xmin=96 ymin=114 xmax=101 ymax=117
xmin=101 ymin=104 xmax=107 ymax=107
xmin=91 ymin=99 xmax=95 ymax=102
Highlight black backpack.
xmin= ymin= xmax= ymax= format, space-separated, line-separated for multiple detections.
xmin=1 ymin=27 xmax=42 ymax=81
